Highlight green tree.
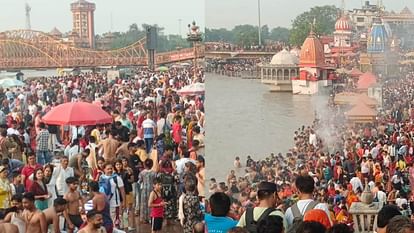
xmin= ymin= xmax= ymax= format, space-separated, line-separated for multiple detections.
xmin=261 ymin=24 xmax=270 ymax=42
xmin=269 ymin=27 xmax=290 ymax=43
xmin=289 ymin=5 xmax=339 ymax=46
xmin=205 ymin=28 xmax=234 ymax=42
xmin=233 ymin=24 xmax=259 ymax=46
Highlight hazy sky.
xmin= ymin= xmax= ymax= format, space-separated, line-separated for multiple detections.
xmin=206 ymin=0 xmax=414 ymax=29
xmin=0 ymin=0 xmax=204 ymax=35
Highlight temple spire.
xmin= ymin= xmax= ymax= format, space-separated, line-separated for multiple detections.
xmin=309 ymin=18 xmax=316 ymax=36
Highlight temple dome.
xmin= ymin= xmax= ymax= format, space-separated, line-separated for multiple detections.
xmin=299 ymin=31 xmax=325 ymax=67
xmin=401 ymin=6 xmax=413 ymax=15
xmin=270 ymin=49 xmax=299 ymax=65
xmin=290 ymin=48 xmax=300 ymax=57
xmin=335 ymin=15 xmax=352 ymax=31
xmin=367 ymin=20 xmax=388 ymax=53
xmin=50 ymin=27 xmax=62 ymax=37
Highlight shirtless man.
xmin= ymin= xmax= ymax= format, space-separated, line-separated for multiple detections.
xmin=63 ymin=177 xmax=84 ymax=233
xmin=89 ymin=181 xmax=113 ymax=233
xmin=22 ymin=192 xmax=47 ymax=233
xmin=77 ymin=210 xmax=106 ymax=233
xmin=98 ymin=131 xmax=119 ymax=163
xmin=43 ymin=197 xmax=68 ymax=233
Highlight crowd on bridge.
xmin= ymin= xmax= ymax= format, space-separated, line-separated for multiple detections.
xmin=204 ymin=71 xmax=414 ymax=233
xmin=206 ymin=42 xmax=284 ymax=53
xmin=0 ymin=65 xmax=205 ymax=233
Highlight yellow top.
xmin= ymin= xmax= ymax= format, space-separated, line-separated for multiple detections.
xmin=90 ymin=129 xmax=101 ymax=144
xmin=135 ymin=148 xmax=148 ymax=163
xmin=0 ymin=178 xmax=10 ymax=209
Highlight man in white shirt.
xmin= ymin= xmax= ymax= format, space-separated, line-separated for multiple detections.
xmin=285 ymin=175 xmax=332 ymax=227
xmin=175 ymin=152 xmax=195 ymax=175
xmin=350 ymin=175 xmax=364 ymax=193
xmin=7 ymin=120 xmax=20 ymax=136
xmin=308 ymin=129 xmax=317 ymax=148
xmin=101 ymin=163 xmax=126 ymax=223
xmin=53 ymin=156 xmax=74 ymax=196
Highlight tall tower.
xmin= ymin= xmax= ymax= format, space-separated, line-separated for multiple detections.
xmin=70 ymin=0 xmax=96 ymax=48
xmin=25 ymin=3 xmax=31 ymax=30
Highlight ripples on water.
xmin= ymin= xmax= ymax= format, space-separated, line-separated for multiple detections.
xmin=206 ymin=74 xmax=327 ymax=181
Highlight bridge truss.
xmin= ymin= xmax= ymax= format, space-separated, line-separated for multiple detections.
xmin=0 ymin=30 xmax=204 ymax=69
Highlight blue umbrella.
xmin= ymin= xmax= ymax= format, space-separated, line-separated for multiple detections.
xmin=0 ymin=78 xmax=25 ymax=88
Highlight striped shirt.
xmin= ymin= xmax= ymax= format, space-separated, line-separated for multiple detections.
xmin=142 ymin=119 xmax=156 ymax=139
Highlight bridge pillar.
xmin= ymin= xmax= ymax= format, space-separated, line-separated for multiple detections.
xmin=146 ymin=27 xmax=158 ymax=70
xmin=148 ymin=50 xmax=155 ymax=71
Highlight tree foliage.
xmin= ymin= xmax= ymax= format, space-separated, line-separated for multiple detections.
xmin=289 ymin=5 xmax=339 ymax=46
xmin=205 ymin=24 xmax=290 ymax=45
xmin=233 ymin=24 xmax=259 ymax=46
xmin=106 ymin=23 xmax=191 ymax=52
xmin=270 ymin=27 xmax=290 ymax=43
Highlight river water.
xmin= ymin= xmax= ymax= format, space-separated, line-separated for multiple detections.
xmin=205 ymin=74 xmax=327 ymax=182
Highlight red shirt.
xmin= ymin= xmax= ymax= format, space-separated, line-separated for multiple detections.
xmin=150 ymin=192 xmax=164 ymax=218
xmin=29 ymin=181 xmax=48 ymax=198
xmin=172 ymin=122 xmax=182 ymax=143
xmin=22 ymin=164 xmax=42 ymax=190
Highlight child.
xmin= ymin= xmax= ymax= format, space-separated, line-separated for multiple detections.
xmin=234 ymin=156 xmax=241 ymax=168
xmin=148 ymin=178 xmax=165 ymax=233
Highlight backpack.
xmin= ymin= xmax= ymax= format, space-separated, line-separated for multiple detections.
xmin=287 ymin=201 xmax=319 ymax=233
xmin=245 ymin=207 xmax=276 ymax=233
xmin=160 ymin=173 xmax=176 ymax=201
xmin=98 ymin=175 xmax=123 ymax=203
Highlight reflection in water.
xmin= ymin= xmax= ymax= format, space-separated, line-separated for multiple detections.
xmin=206 ymin=74 xmax=325 ymax=181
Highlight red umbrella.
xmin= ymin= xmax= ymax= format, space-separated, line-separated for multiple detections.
xmin=42 ymin=102 xmax=112 ymax=126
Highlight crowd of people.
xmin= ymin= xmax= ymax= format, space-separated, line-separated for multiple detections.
xmin=205 ymin=42 xmax=285 ymax=53
xmin=204 ymin=71 xmax=414 ymax=233
xmin=0 ymin=65 xmax=205 ymax=233
xmin=205 ymin=58 xmax=267 ymax=78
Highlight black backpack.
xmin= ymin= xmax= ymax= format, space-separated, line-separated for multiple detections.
xmin=287 ymin=201 xmax=319 ymax=233
xmin=160 ymin=173 xmax=176 ymax=201
xmin=245 ymin=207 xmax=276 ymax=233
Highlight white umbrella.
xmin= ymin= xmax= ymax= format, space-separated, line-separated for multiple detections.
xmin=177 ymin=83 xmax=205 ymax=96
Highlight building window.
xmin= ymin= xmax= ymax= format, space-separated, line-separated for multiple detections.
xmin=291 ymin=69 xmax=296 ymax=77
xmin=284 ymin=70 xmax=289 ymax=80
xmin=277 ymin=70 xmax=282 ymax=80
xmin=357 ymin=17 xmax=364 ymax=22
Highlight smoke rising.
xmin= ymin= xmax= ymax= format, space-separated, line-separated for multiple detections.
xmin=311 ymin=95 xmax=345 ymax=155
